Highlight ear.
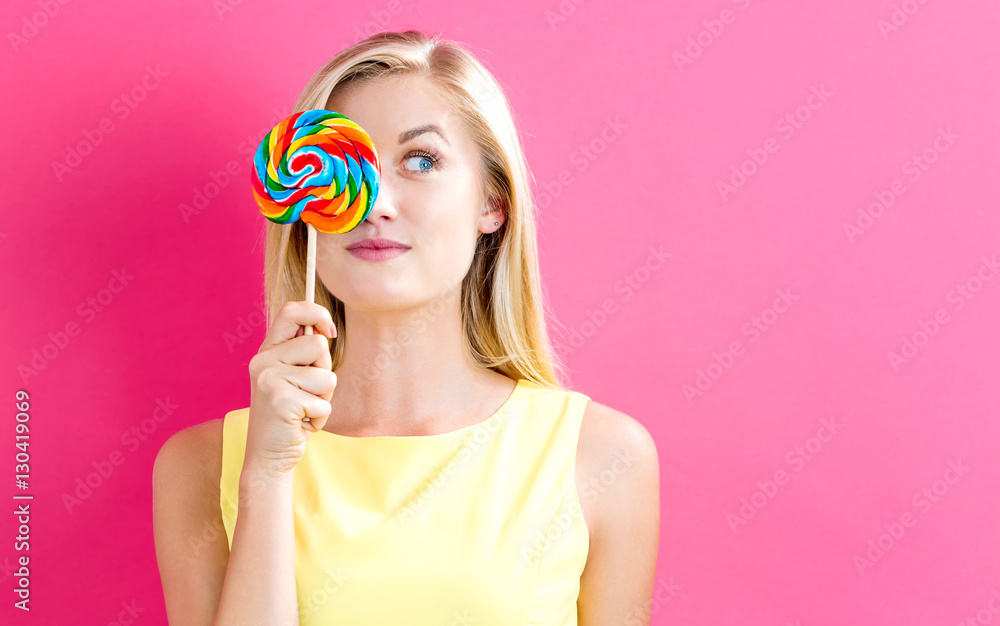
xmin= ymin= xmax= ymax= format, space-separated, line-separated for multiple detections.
xmin=480 ymin=196 xmax=506 ymax=233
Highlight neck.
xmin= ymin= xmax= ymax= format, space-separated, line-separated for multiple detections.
xmin=329 ymin=292 xmax=497 ymax=434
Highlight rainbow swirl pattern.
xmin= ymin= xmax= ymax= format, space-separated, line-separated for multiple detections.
xmin=251 ymin=110 xmax=381 ymax=234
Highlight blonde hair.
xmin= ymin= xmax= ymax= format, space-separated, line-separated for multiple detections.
xmin=261 ymin=30 xmax=569 ymax=390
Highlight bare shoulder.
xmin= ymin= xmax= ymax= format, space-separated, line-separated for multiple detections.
xmin=576 ymin=399 xmax=660 ymax=538
xmin=579 ymin=400 xmax=658 ymax=463
xmin=152 ymin=418 xmax=226 ymax=526
xmin=154 ymin=418 xmax=225 ymax=488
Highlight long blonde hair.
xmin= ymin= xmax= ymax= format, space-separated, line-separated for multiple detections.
xmin=260 ymin=30 xmax=568 ymax=390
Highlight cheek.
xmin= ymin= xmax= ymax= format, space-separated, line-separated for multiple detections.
xmin=315 ymin=235 xmax=348 ymax=268
xmin=412 ymin=182 xmax=480 ymax=239
xmin=411 ymin=212 xmax=479 ymax=281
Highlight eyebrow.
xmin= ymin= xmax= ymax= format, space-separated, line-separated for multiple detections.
xmin=398 ymin=124 xmax=451 ymax=146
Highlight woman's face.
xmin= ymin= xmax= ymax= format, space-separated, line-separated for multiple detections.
xmin=316 ymin=73 xmax=502 ymax=312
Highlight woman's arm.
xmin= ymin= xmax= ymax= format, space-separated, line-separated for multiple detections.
xmin=577 ymin=402 xmax=661 ymax=626
xmin=152 ymin=420 xmax=300 ymax=625
xmin=152 ymin=420 xmax=228 ymax=623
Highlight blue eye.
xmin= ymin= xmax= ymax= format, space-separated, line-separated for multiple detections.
xmin=403 ymin=150 xmax=439 ymax=173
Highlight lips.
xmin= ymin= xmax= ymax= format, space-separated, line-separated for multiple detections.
xmin=347 ymin=238 xmax=410 ymax=250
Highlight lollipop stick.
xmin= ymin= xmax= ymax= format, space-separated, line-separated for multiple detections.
xmin=304 ymin=223 xmax=316 ymax=336
xmin=303 ymin=223 xmax=317 ymax=425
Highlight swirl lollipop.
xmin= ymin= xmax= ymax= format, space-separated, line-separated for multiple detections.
xmin=252 ymin=109 xmax=381 ymax=234
xmin=251 ymin=109 xmax=381 ymax=338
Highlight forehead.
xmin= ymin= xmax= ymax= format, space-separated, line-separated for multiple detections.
xmin=326 ymin=74 xmax=461 ymax=145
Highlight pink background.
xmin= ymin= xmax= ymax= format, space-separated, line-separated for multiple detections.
xmin=2 ymin=0 xmax=999 ymax=623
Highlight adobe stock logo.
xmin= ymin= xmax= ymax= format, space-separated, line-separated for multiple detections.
xmin=959 ymin=586 xmax=1000 ymax=626
xmin=61 ymin=397 xmax=179 ymax=515
xmin=726 ymin=415 xmax=844 ymax=533
xmin=553 ymin=244 xmax=669 ymax=359
xmin=222 ymin=298 xmax=268 ymax=354
xmin=105 ymin=599 xmax=143 ymax=626
xmin=181 ymin=105 xmax=286 ymax=225
xmin=536 ymin=117 xmax=627 ymax=209
xmin=51 ymin=65 xmax=169 ymax=182
xmin=7 ymin=0 xmax=73 ymax=53
xmin=683 ymin=287 xmax=799 ymax=404
xmin=877 ymin=0 xmax=934 ymax=40
xmin=672 ymin=0 xmax=758 ymax=72
xmin=18 ymin=267 xmax=135 ymax=385
xmin=623 ymin=577 xmax=682 ymax=626
xmin=716 ymin=85 xmax=833 ymax=202
xmin=887 ymin=254 xmax=998 ymax=372
xmin=852 ymin=457 xmax=970 ymax=576
xmin=332 ymin=0 xmax=405 ymax=46
xmin=843 ymin=126 xmax=959 ymax=243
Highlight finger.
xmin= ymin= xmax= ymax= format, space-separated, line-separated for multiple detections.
xmin=314 ymin=335 xmax=332 ymax=372
xmin=271 ymin=334 xmax=333 ymax=368
xmin=277 ymin=364 xmax=337 ymax=397
xmin=293 ymin=390 xmax=333 ymax=432
xmin=262 ymin=302 xmax=335 ymax=351
xmin=272 ymin=386 xmax=332 ymax=424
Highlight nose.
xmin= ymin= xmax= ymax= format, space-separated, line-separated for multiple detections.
xmin=364 ymin=168 xmax=398 ymax=224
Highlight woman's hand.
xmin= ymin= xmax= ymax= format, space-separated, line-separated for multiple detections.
xmin=245 ymin=301 xmax=337 ymax=477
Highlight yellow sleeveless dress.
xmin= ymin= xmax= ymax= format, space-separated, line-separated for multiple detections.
xmin=219 ymin=377 xmax=592 ymax=625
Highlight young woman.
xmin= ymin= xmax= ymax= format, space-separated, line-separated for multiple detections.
xmin=153 ymin=30 xmax=659 ymax=625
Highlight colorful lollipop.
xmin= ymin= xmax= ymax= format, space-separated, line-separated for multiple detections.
xmin=251 ymin=109 xmax=381 ymax=338
xmin=252 ymin=109 xmax=381 ymax=234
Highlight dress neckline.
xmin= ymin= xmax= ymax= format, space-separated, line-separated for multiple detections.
xmin=311 ymin=378 xmax=526 ymax=441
